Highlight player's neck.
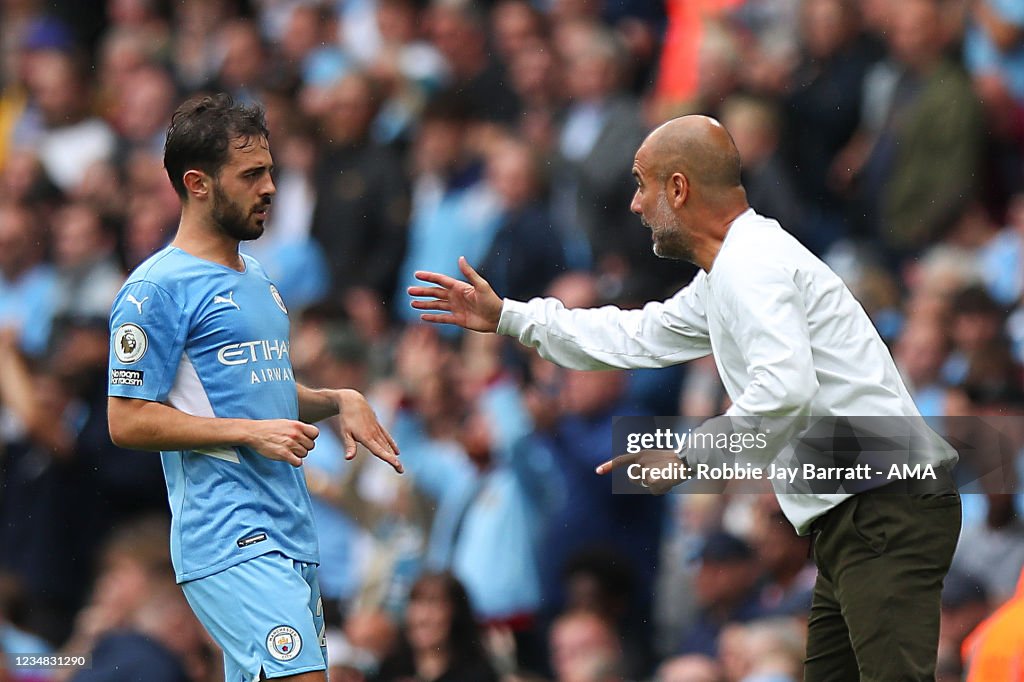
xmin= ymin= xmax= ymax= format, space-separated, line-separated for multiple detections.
xmin=172 ymin=213 xmax=245 ymax=272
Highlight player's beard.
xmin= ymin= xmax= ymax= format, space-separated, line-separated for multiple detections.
xmin=211 ymin=180 xmax=265 ymax=242
xmin=646 ymin=191 xmax=694 ymax=263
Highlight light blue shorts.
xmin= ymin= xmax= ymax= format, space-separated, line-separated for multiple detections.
xmin=181 ymin=552 xmax=327 ymax=681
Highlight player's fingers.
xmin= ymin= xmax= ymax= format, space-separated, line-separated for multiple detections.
xmin=299 ymin=422 xmax=320 ymax=439
xmin=295 ymin=434 xmax=316 ymax=452
xmin=419 ymin=313 xmax=458 ymax=325
xmin=381 ymin=427 xmax=400 ymax=455
xmin=278 ymin=446 xmax=304 ymax=467
xmin=595 ymin=452 xmax=637 ymax=475
xmin=367 ymin=441 xmax=403 ymax=474
xmin=407 ymin=286 xmax=449 ymax=300
xmin=413 ymin=271 xmax=459 ymax=288
xmin=341 ymin=430 xmax=357 ymax=460
xmin=410 ymin=299 xmax=451 ymax=311
xmin=458 ymin=256 xmax=487 ymax=288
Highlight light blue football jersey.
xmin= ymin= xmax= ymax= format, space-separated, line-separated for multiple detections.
xmin=108 ymin=246 xmax=318 ymax=582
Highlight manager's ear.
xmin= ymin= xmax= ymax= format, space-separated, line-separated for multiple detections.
xmin=668 ymin=172 xmax=689 ymax=208
xmin=182 ymin=170 xmax=211 ymax=200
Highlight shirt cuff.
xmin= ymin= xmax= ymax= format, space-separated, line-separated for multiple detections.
xmin=496 ymin=298 xmax=529 ymax=337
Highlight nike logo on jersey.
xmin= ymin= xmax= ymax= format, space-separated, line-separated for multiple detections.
xmin=126 ymin=295 xmax=149 ymax=315
xmin=213 ymin=292 xmax=240 ymax=310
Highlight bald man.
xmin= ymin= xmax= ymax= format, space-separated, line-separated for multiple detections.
xmin=408 ymin=116 xmax=961 ymax=681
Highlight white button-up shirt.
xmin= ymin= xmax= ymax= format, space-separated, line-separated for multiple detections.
xmin=497 ymin=208 xmax=957 ymax=532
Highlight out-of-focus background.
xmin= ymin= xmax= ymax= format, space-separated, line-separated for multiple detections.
xmin=1 ymin=0 xmax=1024 ymax=680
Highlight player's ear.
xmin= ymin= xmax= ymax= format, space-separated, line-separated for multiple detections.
xmin=182 ymin=170 xmax=211 ymax=200
xmin=669 ymin=172 xmax=688 ymax=207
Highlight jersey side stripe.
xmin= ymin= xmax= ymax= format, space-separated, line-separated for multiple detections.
xmin=167 ymin=352 xmax=241 ymax=463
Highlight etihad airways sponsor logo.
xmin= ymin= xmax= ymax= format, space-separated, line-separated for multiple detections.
xmin=217 ymin=339 xmax=290 ymax=366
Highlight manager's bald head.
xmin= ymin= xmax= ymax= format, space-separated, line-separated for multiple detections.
xmin=643 ymin=115 xmax=743 ymax=192
xmin=630 ymin=115 xmax=749 ymax=271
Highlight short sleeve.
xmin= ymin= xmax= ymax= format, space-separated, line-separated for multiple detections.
xmin=108 ymin=281 xmax=189 ymax=402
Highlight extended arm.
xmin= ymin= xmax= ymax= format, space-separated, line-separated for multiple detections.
xmin=409 ymin=257 xmax=712 ymax=370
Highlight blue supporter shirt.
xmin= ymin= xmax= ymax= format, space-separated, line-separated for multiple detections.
xmin=107 ymin=246 xmax=318 ymax=582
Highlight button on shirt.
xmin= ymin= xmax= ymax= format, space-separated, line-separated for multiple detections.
xmin=497 ymin=209 xmax=957 ymax=533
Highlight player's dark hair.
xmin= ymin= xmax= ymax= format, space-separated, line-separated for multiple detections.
xmin=163 ymin=93 xmax=269 ymax=199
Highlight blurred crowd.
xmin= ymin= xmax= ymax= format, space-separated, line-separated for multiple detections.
xmin=2 ymin=0 xmax=1024 ymax=680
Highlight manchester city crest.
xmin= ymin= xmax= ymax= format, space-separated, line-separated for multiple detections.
xmin=266 ymin=625 xmax=302 ymax=661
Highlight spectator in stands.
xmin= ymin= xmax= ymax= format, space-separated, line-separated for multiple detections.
xmin=49 ymin=202 xmax=124 ymax=324
xmin=750 ymin=497 xmax=814 ymax=618
xmin=478 ymin=137 xmax=566 ymax=302
xmin=390 ymin=325 xmax=560 ymax=632
xmin=395 ymin=93 xmax=502 ymax=323
xmin=0 ymin=202 xmax=56 ymax=357
xmin=966 ymin=0 xmax=1024 ymax=199
xmin=720 ymin=618 xmax=805 ymax=682
xmin=550 ymin=609 xmax=625 ymax=682
xmin=561 ymin=550 xmax=653 ymax=679
xmin=427 ymin=0 xmax=521 ymax=124
xmin=536 ymin=362 xmax=662 ymax=654
xmin=937 ymin=571 xmax=990 ymax=682
xmin=677 ymin=532 xmax=763 ymax=658
xmin=550 ymin=22 xmax=644 ymax=276
xmin=849 ymin=0 xmax=984 ymax=257
xmin=720 ymin=95 xmax=803 ymax=244
xmin=952 ymin=494 xmax=1024 ymax=604
xmin=365 ymin=0 xmax=447 ymax=144
xmin=311 ymin=72 xmax=409 ymax=324
xmin=109 ymin=64 xmax=176 ymax=163
xmin=490 ymin=0 xmax=546 ymax=67
xmin=943 ymin=285 xmax=1008 ymax=386
xmin=780 ymin=0 xmax=873 ymax=255
xmin=170 ymin=0 xmax=230 ymax=89
xmin=0 ymin=574 xmax=53 ymax=678
xmin=14 ymin=50 xmax=115 ymax=193
xmin=507 ymin=35 xmax=561 ymax=152
xmin=978 ymin=192 xmax=1024 ymax=306
xmin=210 ymin=19 xmax=268 ymax=102
xmin=277 ymin=3 xmax=349 ymax=92
xmin=375 ymin=572 xmax=498 ymax=681
xmin=893 ymin=319 xmax=950 ymax=417
xmin=58 ymin=517 xmax=194 ymax=681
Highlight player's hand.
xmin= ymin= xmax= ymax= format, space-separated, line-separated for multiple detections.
xmin=248 ymin=419 xmax=320 ymax=467
xmin=337 ymin=388 xmax=403 ymax=473
xmin=408 ymin=257 xmax=504 ymax=333
xmin=596 ymin=449 xmax=687 ymax=495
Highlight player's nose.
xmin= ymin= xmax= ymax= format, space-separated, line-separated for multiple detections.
xmin=262 ymin=174 xmax=277 ymax=197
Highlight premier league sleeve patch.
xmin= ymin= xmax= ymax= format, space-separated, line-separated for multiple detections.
xmin=113 ymin=323 xmax=148 ymax=364
xmin=266 ymin=625 xmax=302 ymax=661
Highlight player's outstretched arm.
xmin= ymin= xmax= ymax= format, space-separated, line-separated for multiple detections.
xmin=408 ymin=257 xmax=504 ymax=333
xmin=108 ymin=396 xmax=318 ymax=467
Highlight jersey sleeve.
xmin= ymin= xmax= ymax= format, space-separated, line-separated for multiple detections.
xmin=108 ymin=281 xmax=190 ymax=402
